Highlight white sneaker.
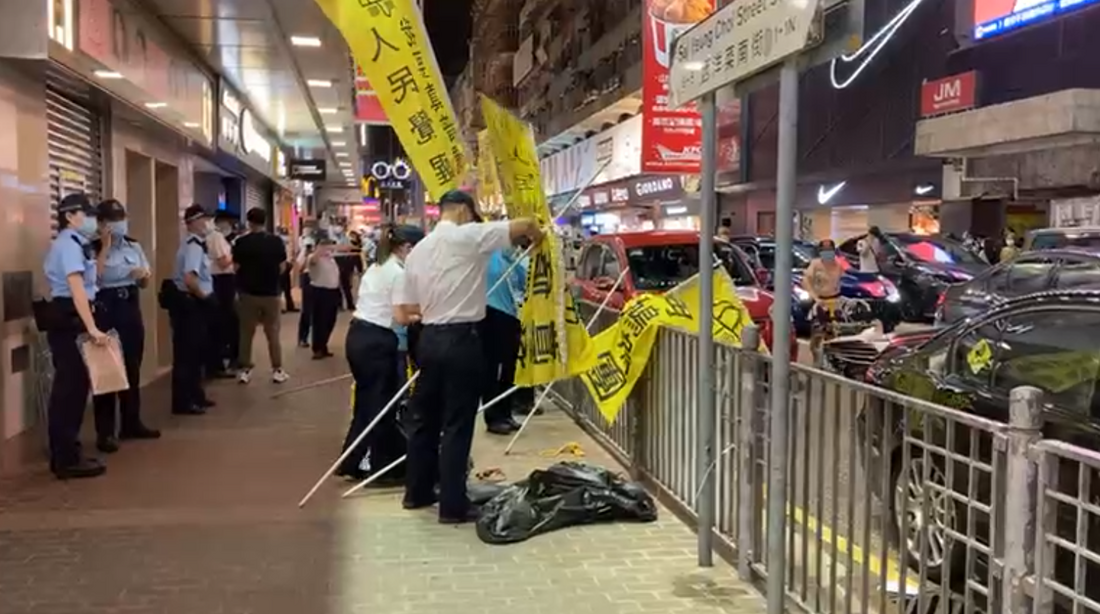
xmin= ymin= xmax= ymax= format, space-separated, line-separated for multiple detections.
xmin=272 ymin=369 xmax=290 ymax=384
xmin=237 ymin=369 xmax=252 ymax=384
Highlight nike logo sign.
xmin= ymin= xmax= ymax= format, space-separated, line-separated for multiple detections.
xmin=818 ymin=181 xmax=847 ymax=204
xmin=829 ymin=0 xmax=925 ymax=89
xmin=915 ymin=185 xmax=934 ymax=195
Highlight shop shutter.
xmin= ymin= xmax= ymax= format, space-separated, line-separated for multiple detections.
xmin=46 ymin=79 xmax=103 ymax=236
xmin=245 ymin=182 xmax=265 ymax=212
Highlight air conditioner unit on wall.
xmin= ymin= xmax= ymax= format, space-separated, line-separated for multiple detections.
xmin=942 ymin=159 xmax=964 ymax=200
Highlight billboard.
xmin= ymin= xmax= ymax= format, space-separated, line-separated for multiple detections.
xmin=641 ymin=0 xmax=715 ymax=174
xmin=974 ymin=0 xmax=1097 ymax=40
xmin=919 ymin=71 xmax=979 ymax=117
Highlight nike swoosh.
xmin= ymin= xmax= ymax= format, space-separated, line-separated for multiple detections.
xmin=818 ymin=181 xmax=847 ymax=204
xmin=915 ymin=185 xmax=934 ymax=195
xmin=829 ymin=0 xmax=925 ymax=89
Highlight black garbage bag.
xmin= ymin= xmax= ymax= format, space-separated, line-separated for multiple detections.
xmin=475 ymin=462 xmax=658 ymax=545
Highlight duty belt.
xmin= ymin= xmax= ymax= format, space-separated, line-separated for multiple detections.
xmin=99 ymin=286 xmax=139 ymax=301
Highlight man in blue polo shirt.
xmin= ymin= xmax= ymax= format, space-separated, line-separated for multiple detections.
xmin=480 ymin=246 xmax=527 ymax=435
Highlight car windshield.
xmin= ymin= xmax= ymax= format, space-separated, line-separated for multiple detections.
xmin=757 ymin=242 xmax=851 ymax=271
xmin=625 ymin=243 xmax=755 ymax=291
xmin=1031 ymin=232 xmax=1100 ymax=251
xmin=892 ymin=234 xmax=984 ymax=266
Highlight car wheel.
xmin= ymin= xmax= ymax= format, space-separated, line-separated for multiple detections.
xmin=886 ymin=449 xmax=964 ymax=584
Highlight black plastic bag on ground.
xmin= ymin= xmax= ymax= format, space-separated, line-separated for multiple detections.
xmin=475 ymin=462 xmax=658 ymax=545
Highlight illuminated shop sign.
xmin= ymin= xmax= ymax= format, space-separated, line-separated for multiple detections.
xmin=239 ymin=109 xmax=272 ymax=163
xmin=972 ymin=0 xmax=1095 ymax=39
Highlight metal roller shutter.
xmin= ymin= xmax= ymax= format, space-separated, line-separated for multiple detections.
xmin=245 ymin=182 xmax=265 ymax=212
xmin=46 ymin=78 xmax=103 ymax=236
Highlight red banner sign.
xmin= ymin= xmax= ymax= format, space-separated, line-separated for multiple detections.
xmin=355 ymin=92 xmax=388 ymax=124
xmin=920 ymin=71 xmax=979 ymax=118
xmin=641 ymin=0 xmax=715 ymax=174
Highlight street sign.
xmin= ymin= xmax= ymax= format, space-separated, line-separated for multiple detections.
xmin=669 ymin=0 xmax=821 ymax=107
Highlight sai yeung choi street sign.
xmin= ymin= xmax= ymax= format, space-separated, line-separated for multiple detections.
xmin=668 ymin=0 xmax=820 ymax=107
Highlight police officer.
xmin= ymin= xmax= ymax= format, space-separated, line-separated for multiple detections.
xmin=170 ymin=204 xmax=216 ymax=415
xmin=397 ymin=190 xmax=542 ymax=523
xmin=90 ymin=199 xmax=160 ymax=454
xmin=44 ymin=193 xmax=109 ymax=479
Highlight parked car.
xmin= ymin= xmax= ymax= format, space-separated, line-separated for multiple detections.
xmin=1025 ymin=226 xmax=1100 ymax=251
xmin=822 ymin=327 xmax=936 ymax=381
xmin=730 ymin=236 xmax=902 ymax=335
xmin=936 ymin=248 xmax=1100 ymax=326
xmin=837 ymin=232 xmax=988 ymax=322
xmin=570 ymin=230 xmax=798 ymax=355
xmin=859 ymin=289 xmax=1100 ymax=595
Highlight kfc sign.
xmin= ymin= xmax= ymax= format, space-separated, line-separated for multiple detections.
xmin=920 ymin=72 xmax=979 ymax=118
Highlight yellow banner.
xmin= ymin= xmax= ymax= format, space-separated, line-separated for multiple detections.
xmin=575 ymin=270 xmax=756 ymax=424
xmin=314 ymin=0 xmax=466 ymax=200
xmin=477 ymin=129 xmax=503 ymax=212
xmin=479 ymin=96 xmax=547 ymax=223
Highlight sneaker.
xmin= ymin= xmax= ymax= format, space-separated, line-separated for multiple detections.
xmin=272 ymin=369 xmax=290 ymax=384
xmin=237 ymin=369 xmax=252 ymax=384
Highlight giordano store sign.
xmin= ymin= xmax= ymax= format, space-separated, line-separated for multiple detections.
xmin=219 ymin=87 xmax=275 ymax=175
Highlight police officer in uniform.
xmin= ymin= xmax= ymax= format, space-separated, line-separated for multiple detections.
xmin=90 ymin=199 xmax=159 ymax=454
xmin=397 ymin=190 xmax=542 ymax=523
xmin=170 ymin=204 xmax=216 ymax=415
xmin=43 ymin=193 xmax=109 ymax=479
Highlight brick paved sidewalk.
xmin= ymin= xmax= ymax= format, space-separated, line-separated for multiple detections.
xmin=0 ymin=315 xmax=766 ymax=614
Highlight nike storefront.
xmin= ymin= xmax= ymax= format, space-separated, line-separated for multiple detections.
xmin=791 ymin=169 xmax=943 ymax=242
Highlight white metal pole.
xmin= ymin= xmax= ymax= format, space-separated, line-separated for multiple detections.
xmin=696 ymin=90 xmax=718 ymax=567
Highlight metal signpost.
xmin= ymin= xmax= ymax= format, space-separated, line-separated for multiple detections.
xmin=669 ymin=0 xmax=818 ymax=608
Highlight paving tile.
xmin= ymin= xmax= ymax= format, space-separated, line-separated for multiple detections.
xmin=0 ymin=314 xmax=766 ymax=614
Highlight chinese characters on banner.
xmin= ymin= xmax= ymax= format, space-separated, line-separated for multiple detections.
xmin=480 ymin=96 xmax=584 ymax=387
xmin=313 ymin=0 xmax=466 ymax=200
xmin=579 ymin=269 xmax=758 ymax=424
xmin=641 ymin=0 xmax=715 ymax=174
xmin=476 ymin=129 xmax=504 ymax=212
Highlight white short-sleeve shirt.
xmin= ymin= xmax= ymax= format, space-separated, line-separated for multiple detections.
xmin=398 ymin=220 xmax=512 ymax=324
xmin=207 ymin=231 xmax=234 ymax=275
xmin=354 ymin=257 xmax=405 ymax=327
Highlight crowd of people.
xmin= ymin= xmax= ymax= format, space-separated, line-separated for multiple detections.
xmin=40 ymin=188 xmax=544 ymax=525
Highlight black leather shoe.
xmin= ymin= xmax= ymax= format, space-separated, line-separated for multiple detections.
xmin=438 ymin=508 xmax=479 ymax=525
xmin=486 ymin=422 xmax=516 ymax=436
xmin=96 ymin=436 xmax=120 ymax=454
xmin=53 ymin=459 xmax=106 ymax=480
xmin=506 ymin=416 xmax=523 ymax=430
xmin=402 ymin=496 xmax=437 ymax=510
xmin=119 ymin=426 xmax=161 ymax=440
xmin=172 ymin=405 xmax=206 ymax=416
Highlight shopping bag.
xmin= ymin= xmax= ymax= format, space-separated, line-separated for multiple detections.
xmin=78 ymin=330 xmax=130 ymax=395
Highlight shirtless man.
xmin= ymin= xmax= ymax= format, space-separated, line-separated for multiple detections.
xmin=802 ymin=239 xmax=844 ymax=362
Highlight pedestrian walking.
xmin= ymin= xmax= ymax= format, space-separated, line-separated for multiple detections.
xmin=169 ymin=204 xmax=217 ymax=416
xmin=338 ymin=224 xmax=425 ymax=482
xmin=480 ymin=247 xmax=527 ymax=435
xmin=40 ymin=193 xmax=109 ymax=479
xmin=397 ymin=190 xmax=542 ymax=523
xmin=307 ymin=238 xmax=341 ymax=359
xmin=277 ymin=226 xmax=298 ymax=312
xmin=232 ymin=207 xmax=290 ymax=384
xmin=296 ymin=230 xmax=317 ymax=347
xmin=90 ymin=199 xmax=159 ymax=454
xmin=206 ymin=210 xmax=237 ymax=378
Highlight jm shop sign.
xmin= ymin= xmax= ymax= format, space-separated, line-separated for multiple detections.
xmin=920 ymin=71 xmax=979 ymax=118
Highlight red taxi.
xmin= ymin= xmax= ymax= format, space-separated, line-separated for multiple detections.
xmin=569 ymin=230 xmax=798 ymax=355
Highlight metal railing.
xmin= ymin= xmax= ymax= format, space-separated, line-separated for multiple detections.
xmin=556 ymin=324 xmax=1100 ymax=614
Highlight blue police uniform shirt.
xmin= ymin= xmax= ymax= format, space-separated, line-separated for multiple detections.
xmin=486 ymin=249 xmax=527 ymax=319
xmin=45 ymin=228 xmax=97 ymax=300
xmin=173 ymin=233 xmax=213 ymax=295
xmin=99 ymin=236 xmax=150 ymax=289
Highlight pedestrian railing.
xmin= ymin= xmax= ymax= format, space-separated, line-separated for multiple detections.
xmin=556 ymin=325 xmax=1098 ymax=614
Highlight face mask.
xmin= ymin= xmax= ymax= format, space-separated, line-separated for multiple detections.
xmin=78 ymin=216 xmax=98 ymax=237
xmin=109 ymin=220 xmax=129 ymax=237
xmin=821 ymin=250 xmax=836 ymax=262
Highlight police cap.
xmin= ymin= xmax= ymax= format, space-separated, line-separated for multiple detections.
xmin=438 ymin=189 xmax=482 ymax=223
xmin=183 ymin=204 xmax=211 ymax=223
xmin=96 ymin=199 xmax=127 ymax=221
xmin=390 ymin=224 xmax=425 ymax=246
xmin=58 ymin=193 xmax=96 ymax=215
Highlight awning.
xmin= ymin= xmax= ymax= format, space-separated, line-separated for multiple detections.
xmin=915 ymin=89 xmax=1100 ymax=158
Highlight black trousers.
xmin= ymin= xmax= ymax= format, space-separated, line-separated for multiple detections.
xmin=479 ymin=307 xmax=521 ymax=426
xmin=336 ymin=256 xmax=357 ymax=310
xmin=280 ymin=269 xmax=295 ymax=310
xmin=297 ymin=273 xmax=313 ymax=345
xmin=405 ymin=323 xmax=485 ymax=519
xmin=340 ymin=320 xmax=406 ymax=476
xmin=170 ymin=298 xmax=209 ymax=411
xmin=209 ymin=274 xmax=238 ymax=371
xmin=46 ymin=316 xmax=91 ymax=469
xmin=310 ymin=287 xmax=341 ymax=353
xmin=92 ymin=288 xmax=145 ymax=438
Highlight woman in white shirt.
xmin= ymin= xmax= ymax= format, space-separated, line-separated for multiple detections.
xmin=336 ymin=224 xmax=425 ymax=483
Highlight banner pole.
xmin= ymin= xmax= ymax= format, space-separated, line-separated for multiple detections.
xmin=501 ymin=266 xmax=630 ymax=456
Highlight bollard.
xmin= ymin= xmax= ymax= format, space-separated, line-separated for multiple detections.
xmin=736 ymin=324 xmax=761 ymax=581
xmin=1003 ymin=386 xmax=1043 ymax=614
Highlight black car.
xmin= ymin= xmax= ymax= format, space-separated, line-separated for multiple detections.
xmin=937 ymin=248 xmax=1100 ymax=326
xmin=860 ymin=289 xmax=1100 ymax=597
xmin=838 ymin=233 xmax=988 ymax=322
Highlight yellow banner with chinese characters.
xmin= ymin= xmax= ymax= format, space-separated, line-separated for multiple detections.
xmin=314 ymin=0 xmax=466 ymax=200
xmin=479 ymin=96 xmax=547 ymax=223
xmin=476 ymin=129 xmax=503 ymax=212
xmin=576 ymin=270 xmax=756 ymax=424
